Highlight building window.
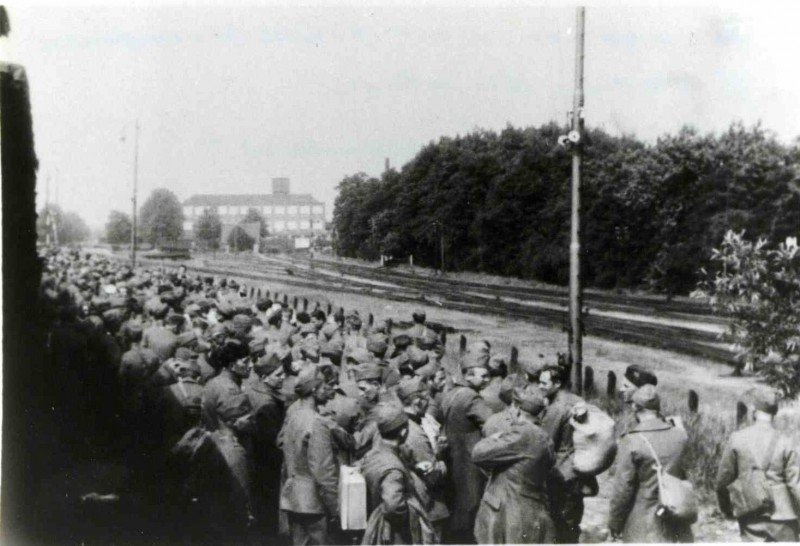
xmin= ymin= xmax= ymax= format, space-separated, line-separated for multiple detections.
xmin=312 ymin=221 xmax=324 ymax=230
xmin=300 ymin=220 xmax=310 ymax=229
xmin=300 ymin=206 xmax=310 ymax=215
xmin=287 ymin=221 xmax=298 ymax=230
xmin=195 ymin=206 xmax=205 ymax=216
xmin=238 ymin=206 xmax=247 ymax=215
xmin=262 ymin=206 xmax=272 ymax=215
xmin=219 ymin=206 xmax=229 ymax=215
xmin=182 ymin=220 xmax=193 ymax=231
xmin=183 ymin=206 xmax=193 ymax=217
xmin=312 ymin=205 xmax=324 ymax=215
xmin=275 ymin=206 xmax=286 ymax=215
xmin=274 ymin=220 xmax=285 ymax=232
xmin=288 ymin=206 xmax=298 ymax=215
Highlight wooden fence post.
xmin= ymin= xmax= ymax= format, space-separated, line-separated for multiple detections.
xmin=327 ymin=303 xmax=332 ymax=315
xmin=283 ymin=294 xmax=288 ymax=305
xmin=509 ymin=346 xmax=519 ymax=375
xmin=459 ymin=334 xmax=467 ymax=355
xmin=257 ymin=288 xmax=262 ymax=298
xmin=303 ymin=298 xmax=308 ymax=311
xmin=368 ymin=313 xmax=374 ymax=327
xmin=688 ymin=390 xmax=699 ymax=413
xmin=606 ymin=371 xmax=617 ymax=398
xmin=293 ymin=296 xmax=298 ymax=309
xmin=584 ymin=366 xmax=595 ymax=395
xmin=736 ymin=401 xmax=748 ymax=427
xmin=441 ymin=330 xmax=447 ymax=344
xmin=266 ymin=289 xmax=270 ymax=298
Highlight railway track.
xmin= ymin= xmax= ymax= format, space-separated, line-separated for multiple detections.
xmin=109 ymin=252 xmax=736 ymax=365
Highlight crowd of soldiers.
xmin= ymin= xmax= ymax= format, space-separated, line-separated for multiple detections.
xmin=40 ymin=248 xmax=800 ymax=545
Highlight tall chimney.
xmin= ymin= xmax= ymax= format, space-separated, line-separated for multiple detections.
xmin=385 ymin=158 xmax=390 ymax=173
xmin=272 ymin=177 xmax=290 ymax=195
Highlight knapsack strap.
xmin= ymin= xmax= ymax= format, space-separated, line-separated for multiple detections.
xmin=640 ymin=433 xmax=662 ymax=469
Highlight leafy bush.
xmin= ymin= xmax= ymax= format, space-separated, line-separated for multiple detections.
xmin=697 ymin=230 xmax=800 ymax=395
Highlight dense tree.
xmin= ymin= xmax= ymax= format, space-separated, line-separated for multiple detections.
xmin=227 ymin=225 xmax=255 ymax=252
xmin=104 ymin=210 xmax=132 ymax=245
xmin=242 ymin=208 xmax=269 ymax=237
xmin=194 ymin=207 xmax=222 ymax=253
xmin=139 ymin=188 xmax=183 ymax=246
xmin=37 ymin=205 xmax=91 ymax=245
xmin=332 ymin=122 xmax=800 ymax=295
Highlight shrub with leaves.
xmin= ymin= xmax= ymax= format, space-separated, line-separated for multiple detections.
xmin=696 ymin=230 xmax=800 ymax=395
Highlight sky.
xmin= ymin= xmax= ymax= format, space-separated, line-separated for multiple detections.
xmin=2 ymin=2 xmax=800 ymax=229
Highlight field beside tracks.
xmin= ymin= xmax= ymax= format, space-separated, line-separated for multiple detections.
xmin=110 ymin=250 xmax=784 ymax=542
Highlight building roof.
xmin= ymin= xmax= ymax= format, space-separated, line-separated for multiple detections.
xmin=183 ymin=193 xmax=323 ymax=207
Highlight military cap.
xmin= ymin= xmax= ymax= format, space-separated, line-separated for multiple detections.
xmin=407 ymin=345 xmax=429 ymax=369
xmin=416 ymin=329 xmax=440 ymax=350
xmin=228 ymin=280 xmax=239 ymax=290
xmin=461 ymin=341 xmax=491 ymax=371
xmin=216 ymin=302 xmax=235 ymax=319
xmin=488 ymin=354 xmax=508 ymax=374
xmin=166 ymin=314 xmax=186 ymax=327
xmin=248 ymin=338 xmax=267 ymax=355
xmin=294 ymin=367 xmax=323 ymax=396
xmin=320 ymin=322 xmax=339 ymax=340
xmin=744 ymin=386 xmax=779 ymax=415
xmin=218 ymin=339 xmax=249 ymax=365
xmin=299 ymin=322 xmax=317 ymax=336
xmin=631 ymin=384 xmax=660 ymax=411
xmin=218 ymin=393 xmax=252 ymax=424
xmin=355 ymin=363 xmax=383 ymax=382
xmin=391 ymin=334 xmax=412 ymax=350
xmin=367 ymin=334 xmax=389 ymax=356
xmin=327 ymin=395 xmax=363 ymax=429
xmin=412 ymin=310 xmax=426 ymax=323
xmin=175 ymin=347 xmax=198 ymax=361
xmin=126 ymin=322 xmax=144 ymax=337
xmin=624 ymin=364 xmax=658 ymax=388
xmin=513 ymin=386 xmax=547 ymax=416
xmin=375 ymin=403 xmax=409 ymax=435
xmin=254 ymin=349 xmax=282 ymax=375
xmin=397 ymin=377 xmax=427 ymax=403
xmin=413 ymin=361 xmax=439 ymax=380
xmin=208 ymin=323 xmax=229 ymax=338
xmin=233 ymin=314 xmax=252 ymax=329
xmin=347 ymin=348 xmax=374 ymax=365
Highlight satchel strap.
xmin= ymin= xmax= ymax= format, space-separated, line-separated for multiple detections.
xmin=640 ymin=433 xmax=662 ymax=470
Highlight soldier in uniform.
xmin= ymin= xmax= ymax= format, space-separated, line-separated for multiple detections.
xmin=361 ymin=403 xmax=433 ymax=545
xmin=481 ymin=354 xmax=509 ymax=414
xmin=118 ymin=323 xmax=160 ymax=415
xmin=716 ymin=387 xmax=800 ymax=542
xmin=538 ymin=364 xmax=590 ymax=544
xmin=618 ymin=364 xmax=658 ymax=435
xmin=472 ymin=386 xmax=556 ymax=544
xmin=202 ymin=340 xmax=250 ymax=431
xmin=157 ymin=357 xmax=204 ymax=455
xmin=608 ymin=385 xmax=694 ymax=543
xmin=397 ymin=377 xmax=450 ymax=542
xmin=144 ymin=312 xmax=183 ymax=363
xmin=441 ymin=342 xmax=494 ymax=544
xmin=279 ymin=368 xmax=340 ymax=546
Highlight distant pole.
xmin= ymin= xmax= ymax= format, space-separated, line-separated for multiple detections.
xmin=569 ymin=7 xmax=585 ymax=394
xmin=440 ymin=224 xmax=445 ymax=275
xmin=131 ymin=120 xmax=139 ymax=268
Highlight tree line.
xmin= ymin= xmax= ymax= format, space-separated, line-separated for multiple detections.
xmin=333 ymin=122 xmax=800 ymax=296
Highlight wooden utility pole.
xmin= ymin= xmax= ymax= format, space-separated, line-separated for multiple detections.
xmin=131 ymin=120 xmax=139 ymax=268
xmin=569 ymin=7 xmax=586 ymax=394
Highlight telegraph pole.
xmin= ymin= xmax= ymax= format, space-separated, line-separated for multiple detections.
xmin=569 ymin=7 xmax=585 ymax=394
xmin=131 ymin=120 xmax=139 ymax=268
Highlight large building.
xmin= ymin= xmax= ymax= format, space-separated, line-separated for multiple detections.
xmin=182 ymin=177 xmax=326 ymax=238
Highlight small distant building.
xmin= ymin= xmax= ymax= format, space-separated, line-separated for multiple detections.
xmin=182 ymin=177 xmax=326 ymax=239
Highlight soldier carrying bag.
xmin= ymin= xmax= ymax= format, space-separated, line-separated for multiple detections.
xmin=726 ymin=431 xmax=780 ymax=519
xmin=640 ymin=434 xmax=698 ymax=523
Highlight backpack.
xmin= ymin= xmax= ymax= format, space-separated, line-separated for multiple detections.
xmin=726 ymin=432 xmax=779 ymax=519
xmin=570 ymin=403 xmax=617 ymax=476
xmin=640 ymin=434 xmax=698 ymax=523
